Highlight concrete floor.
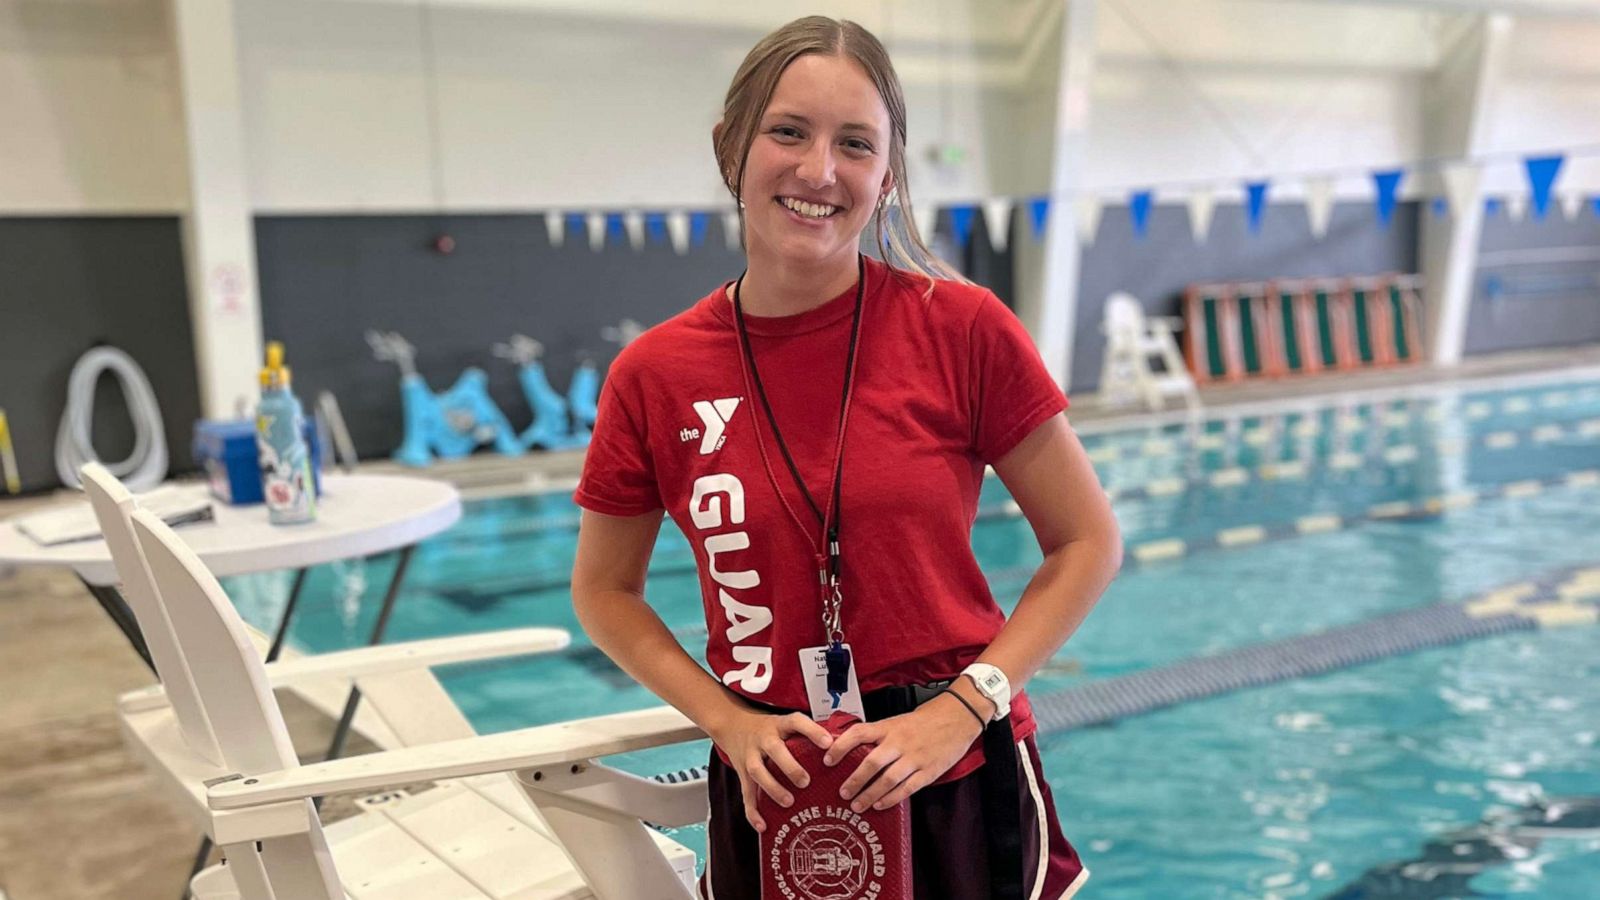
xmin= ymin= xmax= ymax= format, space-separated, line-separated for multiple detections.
xmin=2 ymin=344 xmax=1598 ymax=899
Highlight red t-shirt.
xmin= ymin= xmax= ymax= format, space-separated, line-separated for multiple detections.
xmin=574 ymin=256 xmax=1067 ymax=781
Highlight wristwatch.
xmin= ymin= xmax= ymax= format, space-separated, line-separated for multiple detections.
xmin=960 ymin=663 xmax=1011 ymax=721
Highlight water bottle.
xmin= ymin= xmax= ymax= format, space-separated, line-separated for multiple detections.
xmin=256 ymin=342 xmax=317 ymax=525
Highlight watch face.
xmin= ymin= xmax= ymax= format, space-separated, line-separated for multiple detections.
xmin=980 ymin=671 xmax=1005 ymax=693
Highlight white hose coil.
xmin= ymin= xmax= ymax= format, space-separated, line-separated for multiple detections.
xmin=55 ymin=346 xmax=168 ymax=491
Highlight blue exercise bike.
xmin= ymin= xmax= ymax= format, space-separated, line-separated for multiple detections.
xmin=367 ymin=330 xmax=523 ymax=467
xmin=495 ymin=320 xmax=642 ymax=451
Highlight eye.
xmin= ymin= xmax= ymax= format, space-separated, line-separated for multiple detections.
xmin=843 ymin=138 xmax=875 ymax=155
xmin=769 ymin=125 xmax=804 ymax=141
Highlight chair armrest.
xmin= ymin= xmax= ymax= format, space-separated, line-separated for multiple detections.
xmin=117 ymin=628 xmax=570 ymax=713
xmin=264 ymin=627 xmax=570 ymax=686
xmin=209 ymin=705 xmax=704 ymax=810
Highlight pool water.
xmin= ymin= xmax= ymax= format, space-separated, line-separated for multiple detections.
xmin=225 ymin=373 xmax=1600 ymax=898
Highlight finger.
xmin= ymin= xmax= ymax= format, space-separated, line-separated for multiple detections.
xmin=747 ymin=755 xmax=795 ymax=808
xmin=738 ymin=770 xmax=766 ymax=833
xmin=823 ymin=723 xmax=881 ymax=767
xmin=783 ymin=713 xmax=834 ymax=750
xmin=853 ymin=758 xmax=915 ymax=813
xmin=873 ymin=769 xmax=934 ymax=811
xmin=764 ymin=739 xmax=812 ymax=790
xmin=839 ymin=743 xmax=901 ymax=801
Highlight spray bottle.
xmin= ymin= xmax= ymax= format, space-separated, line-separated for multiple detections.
xmin=0 ymin=409 xmax=19 ymax=494
xmin=256 ymin=342 xmax=316 ymax=525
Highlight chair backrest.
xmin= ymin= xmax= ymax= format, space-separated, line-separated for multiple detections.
xmin=128 ymin=506 xmax=344 ymax=899
xmin=1105 ymin=292 xmax=1148 ymax=339
xmin=127 ymin=506 xmax=300 ymax=774
xmin=79 ymin=463 xmax=224 ymax=765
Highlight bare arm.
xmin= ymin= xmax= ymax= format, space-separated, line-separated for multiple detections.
xmin=571 ymin=507 xmax=830 ymax=832
xmin=830 ymin=412 xmax=1122 ymax=811
xmin=959 ymin=411 xmax=1122 ymax=711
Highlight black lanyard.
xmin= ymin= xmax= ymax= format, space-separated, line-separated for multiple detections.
xmin=731 ymin=254 xmax=866 ymax=702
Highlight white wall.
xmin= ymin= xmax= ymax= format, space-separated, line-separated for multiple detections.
xmin=0 ymin=0 xmax=187 ymax=213
xmin=1478 ymin=17 xmax=1600 ymax=193
xmin=1087 ymin=0 xmax=1436 ymax=204
xmin=237 ymin=0 xmax=1035 ymax=213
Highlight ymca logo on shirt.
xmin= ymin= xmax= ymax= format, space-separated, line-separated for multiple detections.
xmin=684 ymin=398 xmax=742 ymax=455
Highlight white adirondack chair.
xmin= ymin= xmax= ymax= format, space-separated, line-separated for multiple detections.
xmin=1098 ymin=292 xmax=1200 ymax=413
xmin=80 ymin=464 xmax=707 ymax=899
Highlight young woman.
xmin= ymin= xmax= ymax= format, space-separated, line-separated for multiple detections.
xmin=571 ymin=16 xmax=1120 ymax=899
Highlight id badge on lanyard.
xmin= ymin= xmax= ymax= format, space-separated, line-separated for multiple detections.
xmin=798 ymin=643 xmax=864 ymax=720
xmin=732 ymin=255 xmax=868 ymax=723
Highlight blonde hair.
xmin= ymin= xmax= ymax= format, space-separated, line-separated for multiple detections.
xmin=713 ymin=16 xmax=965 ymax=287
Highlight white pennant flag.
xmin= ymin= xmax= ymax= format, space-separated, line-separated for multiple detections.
xmin=1075 ymin=195 xmax=1103 ymax=246
xmin=586 ymin=212 xmax=606 ymax=252
xmin=623 ymin=211 xmax=645 ymax=251
xmin=666 ymin=211 xmax=691 ymax=255
xmin=1304 ymin=176 xmax=1336 ymax=239
xmin=722 ymin=209 xmax=742 ymax=251
xmin=1441 ymin=162 xmax=1481 ymax=218
xmin=1506 ymin=193 xmax=1527 ymax=222
xmin=1186 ymin=188 xmax=1217 ymax=243
xmin=982 ymin=198 xmax=1014 ymax=252
xmin=544 ymin=210 xmax=565 ymax=248
xmin=913 ymin=203 xmax=939 ymax=245
xmin=1560 ymin=191 xmax=1584 ymax=221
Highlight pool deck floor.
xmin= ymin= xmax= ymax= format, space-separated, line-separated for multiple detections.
xmin=2 ymin=343 xmax=1598 ymax=899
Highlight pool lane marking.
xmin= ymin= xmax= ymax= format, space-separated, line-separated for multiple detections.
xmin=1026 ymin=565 xmax=1600 ymax=736
xmin=1100 ymin=419 xmax=1597 ymax=506
xmin=1127 ymin=469 xmax=1599 ymax=567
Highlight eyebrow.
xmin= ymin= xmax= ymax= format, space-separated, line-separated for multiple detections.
xmin=767 ymin=112 xmax=878 ymax=134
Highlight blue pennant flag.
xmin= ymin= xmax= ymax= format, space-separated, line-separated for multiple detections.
xmin=1485 ymin=197 xmax=1503 ymax=216
xmin=1245 ymin=181 xmax=1270 ymax=234
xmin=1430 ymin=197 xmax=1449 ymax=218
xmin=1028 ymin=196 xmax=1050 ymax=239
xmin=949 ymin=205 xmax=977 ymax=248
xmin=689 ymin=211 xmax=710 ymax=246
xmin=1592 ymin=197 xmax=1600 ymax=219
xmin=566 ymin=212 xmax=587 ymax=234
xmin=1372 ymin=169 xmax=1404 ymax=228
xmin=1524 ymin=155 xmax=1565 ymax=220
xmin=606 ymin=213 xmax=626 ymax=240
xmin=1129 ymin=190 xmax=1154 ymax=239
xmin=645 ymin=213 xmax=668 ymax=244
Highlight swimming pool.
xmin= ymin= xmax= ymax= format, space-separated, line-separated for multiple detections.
xmin=226 ymin=369 xmax=1600 ymax=898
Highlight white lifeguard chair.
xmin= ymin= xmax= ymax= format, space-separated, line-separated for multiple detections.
xmin=1097 ymin=292 xmax=1200 ymax=413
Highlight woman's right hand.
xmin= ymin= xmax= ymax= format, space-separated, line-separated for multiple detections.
xmin=709 ymin=708 xmax=833 ymax=833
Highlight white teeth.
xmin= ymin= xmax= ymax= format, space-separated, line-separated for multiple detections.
xmin=781 ymin=197 xmax=837 ymax=218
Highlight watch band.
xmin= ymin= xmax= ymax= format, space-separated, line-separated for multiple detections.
xmin=960 ymin=663 xmax=1011 ymax=721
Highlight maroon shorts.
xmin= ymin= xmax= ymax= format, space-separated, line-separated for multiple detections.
xmin=697 ymin=733 xmax=1089 ymax=900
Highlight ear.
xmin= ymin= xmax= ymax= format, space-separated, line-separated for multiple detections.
xmin=879 ymin=171 xmax=896 ymax=203
xmin=712 ymin=119 xmax=737 ymax=190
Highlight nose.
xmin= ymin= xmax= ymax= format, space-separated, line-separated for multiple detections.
xmin=795 ymin=139 xmax=836 ymax=189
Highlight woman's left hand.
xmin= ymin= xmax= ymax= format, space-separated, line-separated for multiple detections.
xmin=824 ymin=693 xmax=984 ymax=812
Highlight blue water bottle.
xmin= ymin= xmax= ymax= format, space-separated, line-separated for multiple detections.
xmin=256 ymin=342 xmax=317 ymax=525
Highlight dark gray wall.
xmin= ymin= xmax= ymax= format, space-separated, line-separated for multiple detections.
xmin=1071 ymin=200 xmax=1421 ymax=391
xmin=1465 ymin=208 xmax=1600 ymax=355
xmin=254 ymin=214 xmax=747 ymax=460
xmin=0 ymin=217 xmax=200 ymax=493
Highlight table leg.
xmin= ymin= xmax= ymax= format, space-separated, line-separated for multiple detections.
xmin=321 ymin=545 xmax=416 ymax=766
xmin=79 ymin=577 xmax=154 ymax=671
xmin=265 ymin=567 xmax=310 ymax=663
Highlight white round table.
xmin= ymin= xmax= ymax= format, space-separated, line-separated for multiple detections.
xmin=0 ymin=473 xmax=461 ymax=587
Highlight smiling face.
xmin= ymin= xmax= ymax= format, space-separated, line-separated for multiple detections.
xmin=736 ymin=53 xmax=894 ymax=275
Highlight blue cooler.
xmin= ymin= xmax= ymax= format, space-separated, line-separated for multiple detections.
xmin=193 ymin=419 xmax=323 ymax=505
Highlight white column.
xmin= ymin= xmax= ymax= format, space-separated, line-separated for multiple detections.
xmin=170 ymin=0 xmax=263 ymax=419
xmin=1013 ymin=0 xmax=1098 ymax=392
xmin=1419 ymin=14 xmax=1513 ymax=367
